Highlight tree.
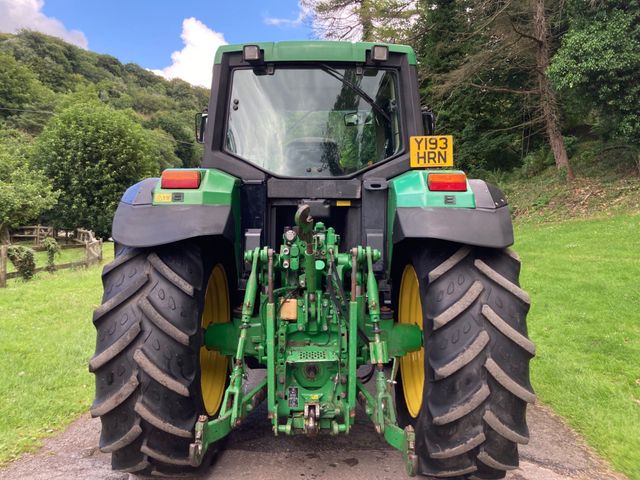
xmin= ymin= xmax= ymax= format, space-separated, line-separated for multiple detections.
xmin=34 ymin=102 xmax=157 ymax=238
xmin=303 ymin=0 xmax=416 ymax=42
xmin=0 ymin=53 xmax=56 ymax=132
xmin=0 ymin=31 xmax=208 ymax=172
xmin=0 ymin=54 xmax=40 ymax=116
xmin=415 ymin=0 xmax=574 ymax=179
xmin=147 ymin=127 xmax=183 ymax=170
xmin=0 ymin=129 xmax=59 ymax=243
xmin=413 ymin=0 xmax=532 ymax=172
xmin=145 ymin=112 xmax=200 ymax=167
xmin=548 ymin=3 xmax=640 ymax=147
xmin=532 ymin=0 xmax=574 ymax=179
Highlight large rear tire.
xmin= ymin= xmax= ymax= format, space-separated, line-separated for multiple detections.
xmin=89 ymin=240 xmax=234 ymax=474
xmin=394 ymin=243 xmax=535 ymax=479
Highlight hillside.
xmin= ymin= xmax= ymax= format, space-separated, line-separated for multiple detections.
xmin=0 ymin=30 xmax=208 ymax=168
xmin=493 ymin=142 xmax=640 ymax=223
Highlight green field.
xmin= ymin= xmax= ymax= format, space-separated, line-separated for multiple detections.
xmin=0 ymin=217 xmax=638 ymax=478
xmin=0 ymin=245 xmax=113 ymax=465
xmin=516 ymin=214 xmax=640 ymax=479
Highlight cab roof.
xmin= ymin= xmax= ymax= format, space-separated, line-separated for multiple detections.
xmin=214 ymin=41 xmax=417 ymax=65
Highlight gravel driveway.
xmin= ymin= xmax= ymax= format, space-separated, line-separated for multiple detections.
xmin=0 ymin=401 xmax=626 ymax=480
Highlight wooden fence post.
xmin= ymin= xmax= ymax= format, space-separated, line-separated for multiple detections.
xmin=85 ymin=241 xmax=90 ymax=267
xmin=85 ymin=240 xmax=102 ymax=266
xmin=0 ymin=245 xmax=7 ymax=288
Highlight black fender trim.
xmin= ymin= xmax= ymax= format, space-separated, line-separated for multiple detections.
xmin=393 ymin=206 xmax=514 ymax=249
xmin=112 ymin=202 xmax=234 ymax=248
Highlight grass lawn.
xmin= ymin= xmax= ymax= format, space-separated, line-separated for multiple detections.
xmin=516 ymin=213 xmax=640 ymax=479
xmin=0 ymin=244 xmax=114 ymax=465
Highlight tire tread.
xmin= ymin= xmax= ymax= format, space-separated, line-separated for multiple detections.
xmin=91 ymin=241 xmax=222 ymax=473
xmin=400 ymin=246 xmax=534 ymax=479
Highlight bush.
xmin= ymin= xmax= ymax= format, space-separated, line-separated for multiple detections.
xmin=7 ymin=245 xmax=36 ymax=280
xmin=0 ymin=128 xmax=59 ymax=241
xmin=42 ymin=237 xmax=61 ymax=272
xmin=521 ymin=147 xmax=555 ymax=177
xmin=34 ymin=102 xmax=157 ymax=238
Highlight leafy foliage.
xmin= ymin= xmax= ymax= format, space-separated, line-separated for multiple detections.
xmin=7 ymin=245 xmax=36 ymax=280
xmin=0 ymin=53 xmax=56 ymax=133
xmin=0 ymin=54 xmax=44 ymax=116
xmin=0 ymin=31 xmax=209 ymax=236
xmin=0 ymin=129 xmax=59 ymax=239
xmin=42 ymin=237 xmax=61 ymax=272
xmin=549 ymin=5 xmax=640 ymax=143
xmin=415 ymin=0 xmax=576 ymax=175
xmin=144 ymin=111 xmax=201 ymax=168
xmin=34 ymin=102 xmax=157 ymax=238
xmin=305 ymin=0 xmax=637 ymax=179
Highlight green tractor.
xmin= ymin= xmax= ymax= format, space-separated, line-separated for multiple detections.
xmin=90 ymin=41 xmax=535 ymax=479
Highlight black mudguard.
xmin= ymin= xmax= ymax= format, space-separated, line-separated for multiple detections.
xmin=111 ymin=178 xmax=235 ymax=248
xmin=392 ymin=180 xmax=514 ymax=249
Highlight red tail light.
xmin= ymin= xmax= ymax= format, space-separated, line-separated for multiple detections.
xmin=428 ymin=173 xmax=467 ymax=191
xmin=161 ymin=170 xmax=201 ymax=189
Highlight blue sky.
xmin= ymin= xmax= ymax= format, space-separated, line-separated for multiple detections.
xmin=41 ymin=0 xmax=314 ymax=68
xmin=0 ymin=0 xmax=315 ymax=86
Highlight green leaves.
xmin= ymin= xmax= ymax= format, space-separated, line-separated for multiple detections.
xmin=0 ymin=129 xmax=59 ymax=231
xmin=42 ymin=237 xmax=61 ymax=273
xmin=549 ymin=6 xmax=640 ymax=143
xmin=34 ymin=102 xmax=158 ymax=238
xmin=0 ymin=31 xmax=209 ymax=236
xmin=6 ymin=245 xmax=36 ymax=281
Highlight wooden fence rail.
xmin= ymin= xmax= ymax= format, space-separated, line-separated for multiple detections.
xmin=0 ymin=240 xmax=102 ymax=287
xmin=9 ymin=225 xmax=54 ymax=246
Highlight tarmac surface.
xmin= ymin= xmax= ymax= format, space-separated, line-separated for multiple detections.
xmin=0 ymin=395 xmax=627 ymax=480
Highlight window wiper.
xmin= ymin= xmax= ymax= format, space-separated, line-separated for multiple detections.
xmin=320 ymin=64 xmax=391 ymax=124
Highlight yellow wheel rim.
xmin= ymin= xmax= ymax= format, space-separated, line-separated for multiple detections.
xmin=399 ymin=264 xmax=425 ymax=418
xmin=200 ymin=264 xmax=230 ymax=416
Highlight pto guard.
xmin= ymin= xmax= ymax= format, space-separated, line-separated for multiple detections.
xmin=111 ymin=173 xmax=238 ymax=248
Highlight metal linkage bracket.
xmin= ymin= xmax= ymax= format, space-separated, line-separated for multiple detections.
xmin=356 ymin=375 xmax=418 ymax=477
xmin=189 ymin=380 xmax=267 ymax=466
xmin=189 ymin=247 xmax=269 ymax=466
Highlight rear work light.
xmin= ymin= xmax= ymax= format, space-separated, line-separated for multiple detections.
xmin=428 ymin=172 xmax=468 ymax=192
xmin=243 ymin=45 xmax=262 ymax=62
xmin=161 ymin=170 xmax=201 ymax=189
xmin=372 ymin=45 xmax=389 ymax=62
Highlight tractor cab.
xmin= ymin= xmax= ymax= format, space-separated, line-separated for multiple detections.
xmin=199 ymin=42 xmax=431 ymax=275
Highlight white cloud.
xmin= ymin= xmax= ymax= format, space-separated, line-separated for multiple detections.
xmin=151 ymin=17 xmax=226 ymax=88
xmin=264 ymin=3 xmax=312 ymax=28
xmin=265 ymin=1 xmax=361 ymax=40
xmin=0 ymin=0 xmax=88 ymax=48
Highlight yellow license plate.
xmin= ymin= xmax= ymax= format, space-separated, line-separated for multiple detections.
xmin=154 ymin=192 xmax=172 ymax=203
xmin=410 ymin=135 xmax=453 ymax=168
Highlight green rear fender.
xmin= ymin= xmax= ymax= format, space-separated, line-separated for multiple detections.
xmin=112 ymin=168 xmax=241 ymax=257
xmin=387 ymin=170 xmax=514 ymax=270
